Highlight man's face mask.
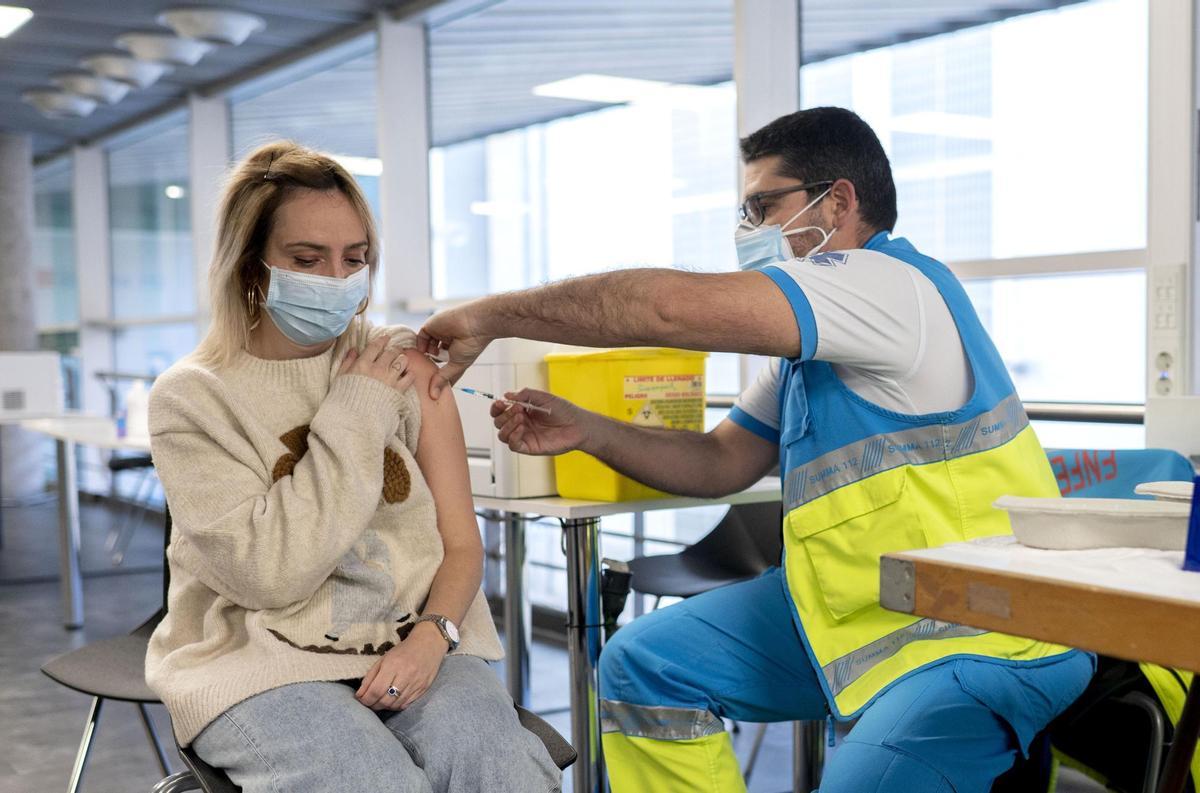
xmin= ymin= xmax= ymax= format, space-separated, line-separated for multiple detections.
xmin=734 ymin=186 xmax=834 ymax=271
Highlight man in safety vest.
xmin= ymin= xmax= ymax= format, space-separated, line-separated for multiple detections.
xmin=418 ymin=106 xmax=1094 ymax=793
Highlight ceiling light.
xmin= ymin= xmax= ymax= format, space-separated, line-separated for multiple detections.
xmin=157 ymin=7 xmax=265 ymax=46
xmin=164 ymin=185 xmax=185 ymax=199
xmin=81 ymin=54 xmax=171 ymax=88
xmin=533 ymin=74 xmax=678 ymax=104
xmin=116 ymin=32 xmax=213 ymax=66
xmin=21 ymin=89 xmax=97 ymax=119
xmin=51 ymin=72 xmax=130 ymax=104
xmin=0 ymin=6 xmax=32 ymax=38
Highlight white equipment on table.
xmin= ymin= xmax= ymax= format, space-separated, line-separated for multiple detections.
xmin=1145 ymin=396 xmax=1200 ymax=462
xmin=0 ymin=351 xmax=63 ymax=417
xmin=454 ymin=338 xmax=557 ymax=498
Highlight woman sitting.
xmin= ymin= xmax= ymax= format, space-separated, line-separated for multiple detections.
xmin=145 ymin=141 xmax=561 ymax=793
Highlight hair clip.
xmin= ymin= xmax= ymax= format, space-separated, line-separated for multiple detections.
xmin=264 ymin=154 xmax=276 ymax=180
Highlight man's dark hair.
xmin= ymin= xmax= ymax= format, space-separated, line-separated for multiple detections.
xmin=739 ymin=107 xmax=898 ymax=232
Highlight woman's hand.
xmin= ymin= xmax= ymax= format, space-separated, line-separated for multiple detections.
xmin=491 ymin=388 xmax=591 ymax=456
xmin=355 ymin=623 xmax=448 ymax=711
xmin=338 ymin=335 xmax=415 ymax=394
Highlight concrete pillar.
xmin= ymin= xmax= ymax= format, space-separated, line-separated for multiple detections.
xmin=0 ymin=132 xmax=44 ymax=500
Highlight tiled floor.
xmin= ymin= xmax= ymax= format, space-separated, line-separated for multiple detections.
xmin=0 ymin=499 xmax=1107 ymax=792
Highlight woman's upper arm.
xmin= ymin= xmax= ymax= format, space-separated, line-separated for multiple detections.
xmin=405 ymin=349 xmax=481 ymax=554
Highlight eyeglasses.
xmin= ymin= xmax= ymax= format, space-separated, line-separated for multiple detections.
xmin=738 ymin=180 xmax=834 ymax=227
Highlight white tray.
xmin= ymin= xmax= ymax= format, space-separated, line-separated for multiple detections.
xmin=1133 ymin=480 xmax=1196 ymax=503
xmin=993 ymin=495 xmax=1191 ymax=551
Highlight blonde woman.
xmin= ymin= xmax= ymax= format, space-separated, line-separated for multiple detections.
xmin=145 ymin=141 xmax=560 ymax=793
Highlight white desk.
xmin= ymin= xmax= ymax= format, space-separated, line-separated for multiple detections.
xmin=475 ymin=478 xmax=782 ymax=793
xmin=20 ymin=416 xmax=150 ymax=629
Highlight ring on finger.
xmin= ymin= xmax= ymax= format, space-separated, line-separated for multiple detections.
xmin=386 ymin=685 xmax=400 ymax=698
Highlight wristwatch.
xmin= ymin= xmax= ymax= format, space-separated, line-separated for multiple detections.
xmin=415 ymin=613 xmax=460 ymax=652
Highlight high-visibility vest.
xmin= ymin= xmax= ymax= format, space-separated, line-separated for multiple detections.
xmin=762 ymin=232 xmax=1075 ymax=720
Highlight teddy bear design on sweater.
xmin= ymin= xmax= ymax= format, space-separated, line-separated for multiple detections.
xmin=265 ymin=424 xmax=418 ymax=656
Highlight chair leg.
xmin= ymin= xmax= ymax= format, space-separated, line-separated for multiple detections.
xmin=742 ymin=722 xmax=769 ymax=781
xmin=151 ymin=770 xmax=203 ymax=793
xmin=67 ymin=696 xmax=103 ymax=793
xmin=793 ymin=720 xmax=824 ymax=793
xmin=137 ymin=702 xmax=173 ymax=777
xmin=1117 ymin=691 xmax=1166 ymax=793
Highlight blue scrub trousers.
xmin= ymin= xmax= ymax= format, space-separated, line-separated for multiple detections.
xmin=599 ymin=567 xmax=1094 ymax=792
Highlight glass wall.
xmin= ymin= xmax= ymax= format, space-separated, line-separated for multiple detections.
xmin=107 ymin=112 xmax=197 ymax=377
xmin=800 ymin=0 xmax=1148 ymax=406
xmin=428 ymin=0 xmax=739 ymax=395
xmin=801 ymin=0 xmax=1147 ymax=263
xmin=33 ymin=160 xmax=77 ymax=329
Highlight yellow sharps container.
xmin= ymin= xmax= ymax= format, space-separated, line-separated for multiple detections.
xmin=545 ymin=347 xmax=708 ymax=501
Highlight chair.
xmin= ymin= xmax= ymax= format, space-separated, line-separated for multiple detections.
xmin=626 ymin=500 xmax=783 ymax=606
xmin=39 ymin=551 xmax=171 ymax=792
xmin=147 ymin=504 xmax=576 ymax=792
xmin=105 ymin=453 xmax=157 ymax=565
xmin=623 ymin=502 xmax=825 ymax=790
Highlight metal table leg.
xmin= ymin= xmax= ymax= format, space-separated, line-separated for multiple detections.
xmin=503 ymin=512 xmax=531 ymax=707
xmin=56 ymin=438 xmax=83 ymax=629
xmin=563 ymin=516 xmax=606 ymax=793
xmin=1156 ymin=677 xmax=1200 ymax=793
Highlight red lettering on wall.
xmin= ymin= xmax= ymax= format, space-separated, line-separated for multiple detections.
xmin=1050 ymin=454 xmax=1070 ymax=496
xmin=1101 ymin=450 xmax=1118 ymax=481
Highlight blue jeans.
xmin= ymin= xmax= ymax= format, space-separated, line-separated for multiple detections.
xmin=192 ymin=656 xmax=561 ymax=793
xmin=600 ymin=567 xmax=1094 ymax=792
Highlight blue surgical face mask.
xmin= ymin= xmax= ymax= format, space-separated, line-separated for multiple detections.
xmin=735 ymin=187 xmax=834 ymax=271
xmin=259 ymin=260 xmax=369 ymax=346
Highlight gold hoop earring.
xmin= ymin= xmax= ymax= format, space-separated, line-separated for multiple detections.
xmin=247 ymin=284 xmax=262 ymax=330
xmin=355 ymin=297 xmax=368 ymax=316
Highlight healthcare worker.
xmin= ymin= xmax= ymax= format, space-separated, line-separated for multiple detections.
xmin=418 ymin=107 xmax=1095 ymax=793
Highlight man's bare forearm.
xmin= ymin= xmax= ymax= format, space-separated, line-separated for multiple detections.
xmin=474 ymin=269 xmax=789 ymax=357
xmin=577 ymin=411 xmax=733 ymax=499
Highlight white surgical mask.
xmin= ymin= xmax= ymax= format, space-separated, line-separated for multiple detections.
xmin=735 ymin=187 xmax=834 ymax=271
xmin=259 ymin=260 xmax=369 ymax=346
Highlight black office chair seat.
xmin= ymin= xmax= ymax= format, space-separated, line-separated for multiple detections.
xmin=626 ymin=501 xmax=783 ymax=601
xmin=41 ymin=615 xmax=161 ymax=702
xmin=626 ymin=551 xmax=762 ymax=599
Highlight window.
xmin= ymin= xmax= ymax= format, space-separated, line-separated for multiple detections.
xmin=106 ymin=113 xmax=198 ymax=378
xmin=428 ymin=0 xmax=739 ymax=393
xmin=801 ymin=0 xmax=1149 ymax=404
xmin=964 ymin=271 xmax=1146 ymax=404
xmin=108 ymin=115 xmax=195 ymax=320
xmin=801 ymin=0 xmax=1147 ymax=263
xmin=33 ymin=160 xmax=77 ymax=330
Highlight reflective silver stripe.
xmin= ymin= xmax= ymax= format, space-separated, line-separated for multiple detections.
xmin=784 ymin=394 xmax=1028 ymax=511
xmin=821 ymin=619 xmax=989 ymax=696
xmin=600 ymin=699 xmax=725 ymax=740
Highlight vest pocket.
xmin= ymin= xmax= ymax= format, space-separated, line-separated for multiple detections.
xmin=788 ymin=468 xmax=928 ymax=622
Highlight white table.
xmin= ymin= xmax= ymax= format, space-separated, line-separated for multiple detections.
xmin=20 ymin=416 xmax=151 ymax=629
xmin=475 ymin=478 xmax=782 ymax=793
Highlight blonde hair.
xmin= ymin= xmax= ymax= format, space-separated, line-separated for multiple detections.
xmin=192 ymin=140 xmax=380 ymax=369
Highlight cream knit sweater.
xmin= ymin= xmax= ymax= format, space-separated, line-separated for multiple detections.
xmin=145 ymin=322 xmax=503 ymax=745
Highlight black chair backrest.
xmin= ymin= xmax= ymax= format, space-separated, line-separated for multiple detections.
xmin=685 ymin=501 xmax=783 ymax=576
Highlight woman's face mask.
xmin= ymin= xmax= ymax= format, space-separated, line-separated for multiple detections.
xmin=734 ymin=187 xmax=835 ymax=271
xmin=259 ymin=259 xmax=369 ymax=346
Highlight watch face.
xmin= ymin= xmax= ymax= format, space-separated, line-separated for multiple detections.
xmin=445 ymin=619 xmax=460 ymax=643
